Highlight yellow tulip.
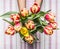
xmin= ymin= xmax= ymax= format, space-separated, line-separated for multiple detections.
xmin=20 ymin=27 xmax=29 ymax=36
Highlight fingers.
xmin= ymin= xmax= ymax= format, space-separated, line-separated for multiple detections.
xmin=17 ymin=0 xmax=26 ymax=12
xmin=17 ymin=0 xmax=43 ymax=12
xmin=35 ymin=0 xmax=43 ymax=6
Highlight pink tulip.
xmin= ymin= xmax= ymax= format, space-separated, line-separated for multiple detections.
xmin=14 ymin=22 xmax=22 ymax=31
xmin=44 ymin=25 xmax=53 ymax=35
xmin=45 ymin=12 xmax=55 ymax=23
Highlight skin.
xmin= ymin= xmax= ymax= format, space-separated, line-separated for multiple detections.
xmin=35 ymin=0 xmax=43 ymax=6
xmin=17 ymin=0 xmax=42 ymax=11
xmin=17 ymin=0 xmax=26 ymax=11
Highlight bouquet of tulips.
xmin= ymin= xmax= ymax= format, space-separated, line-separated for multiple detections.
xmin=0 ymin=2 xmax=57 ymax=44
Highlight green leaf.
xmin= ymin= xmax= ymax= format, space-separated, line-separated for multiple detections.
xmin=28 ymin=14 xmax=36 ymax=20
xmin=38 ymin=27 xmax=44 ymax=33
xmin=28 ymin=16 xmax=33 ymax=20
xmin=19 ymin=32 xmax=24 ymax=39
xmin=33 ymin=11 xmax=46 ymax=20
xmin=39 ymin=18 xmax=48 ymax=26
xmin=30 ymin=27 xmax=37 ymax=34
xmin=28 ymin=13 xmax=33 ymax=17
xmin=33 ymin=14 xmax=40 ymax=20
xmin=0 ymin=15 xmax=10 ymax=18
xmin=30 ymin=24 xmax=42 ymax=34
xmin=42 ymin=21 xmax=48 ymax=26
xmin=36 ymin=24 xmax=44 ymax=33
xmin=31 ymin=14 xmax=36 ymax=17
xmin=3 ymin=19 xmax=14 ymax=26
xmin=39 ymin=20 xmax=43 ymax=25
xmin=0 ymin=11 xmax=18 ymax=18
xmin=20 ymin=17 xmax=28 ymax=25
xmin=46 ymin=10 xmax=51 ymax=13
xmin=39 ymin=11 xmax=46 ymax=16
xmin=34 ymin=35 xmax=39 ymax=40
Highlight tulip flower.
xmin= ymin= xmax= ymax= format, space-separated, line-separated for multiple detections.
xmin=45 ymin=12 xmax=55 ymax=23
xmin=44 ymin=25 xmax=53 ymax=35
xmin=24 ymin=35 xmax=34 ymax=44
xmin=5 ymin=25 xmax=15 ymax=35
xmin=30 ymin=2 xmax=40 ymax=13
xmin=25 ymin=20 xmax=35 ymax=30
xmin=49 ymin=22 xmax=57 ymax=30
xmin=14 ymin=22 xmax=22 ymax=32
xmin=20 ymin=27 xmax=29 ymax=36
xmin=10 ymin=14 xmax=20 ymax=24
xmin=20 ymin=8 xmax=29 ymax=17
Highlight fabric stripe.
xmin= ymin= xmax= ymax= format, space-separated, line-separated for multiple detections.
xmin=24 ymin=42 xmax=26 ymax=49
xmin=56 ymin=0 xmax=58 ymax=49
xmin=10 ymin=0 xmax=12 ymax=49
xmin=4 ymin=0 xmax=6 ymax=49
xmin=21 ymin=42 xmax=22 ymax=49
xmin=49 ymin=0 xmax=51 ymax=49
xmin=44 ymin=0 xmax=45 ymax=49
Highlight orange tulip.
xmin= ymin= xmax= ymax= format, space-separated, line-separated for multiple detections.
xmin=30 ymin=2 xmax=40 ymax=13
xmin=10 ymin=14 xmax=20 ymax=24
xmin=20 ymin=8 xmax=29 ymax=17
xmin=24 ymin=35 xmax=34 ymax=44
xmin=5 ymin=25 xmax=15 ymax=35
xmin=25 ymin=20 xmax=35 ymax=29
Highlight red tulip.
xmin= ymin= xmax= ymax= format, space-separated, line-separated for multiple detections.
xmin=25 ymin=20 xmax=35 ymax=29
xmin=20 ymin=8 xmax=29 ymax=17
xmin=5 ymin=25 xmax=15 ymax=35
xmin=24 ymin=35 xmax=34 ymax=44
xmin=45 ymin=12 xmax=55 ymax=23
xmin=49 ymin=22 xmax=57 ymax=30
xmin=10 ymin=14 xmax=20 ymax=24
xmin=44 ymin=25 xmax=53 ymax=35
xmin=14 ymin=22 xmax=22 ymax=31
xmin=30 ymin=2 xmax=40 ymax=13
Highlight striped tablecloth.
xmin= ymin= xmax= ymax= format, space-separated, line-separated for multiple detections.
xmin=0 ymin=0 xmax=60 ymax=49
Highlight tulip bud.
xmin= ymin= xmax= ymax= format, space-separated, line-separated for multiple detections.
xmin=20 ymin=27 xmax=29 ymax=36
xmin=44 ymin=25 xmax=53 ymax=35
xmin=14 ymin=22 xmax=22 ymax=32
xmin=49 ymin=22 xmax=57 ymax=30
xmin=5 ymin=25 xmax=15 ymax=35
xmin=45 ymin=12 xmax=55 ymax=23
xmin=10 ymin=14 xmax=20 ymax=24
xmin=24 ymin=35 xmax=34 ymax=44
xmin=20 ymin=8 xmax=29 ymax=17
xmin=25 ymin=20 xmax=35 ymax=29
xmin=30 ymin=2 xmax=40 ymax=13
